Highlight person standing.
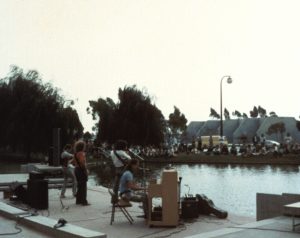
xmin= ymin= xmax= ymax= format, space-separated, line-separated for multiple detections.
xmin=260 ymin=134 xmax=266 ymax=147
xmin=60 ymin=144 xmax=77 ymax=198
xmin=74 ymin=141 xmax=90 ymax=206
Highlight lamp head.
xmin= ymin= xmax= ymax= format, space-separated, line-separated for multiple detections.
xmin=227 ymin=77 xmax=232 ymax=84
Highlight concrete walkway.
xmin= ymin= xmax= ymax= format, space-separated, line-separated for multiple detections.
xmin=1 ymin=185 xmax=299 ymax=238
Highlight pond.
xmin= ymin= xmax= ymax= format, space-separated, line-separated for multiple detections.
xmin=2 ymin=161 xmax=300 ymax=217
xmin=91 ymin=162 xmax=300 ymax=217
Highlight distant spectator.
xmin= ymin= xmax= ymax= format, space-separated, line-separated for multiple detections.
xmin=252 ymin=135 xmax=260 ymax=146
xmin=230 ymin=144 xmax=237 ymax=156
xmin=260 ymin=134 xmax=266 ymax=147
xmin=239 ymin=143 xmax=247 ymax=155
xmin=284 ymin=133 xmax=293 ymax=153
xmin=284 ymin=132 xmax=293 ymax=145
xmin=213 ymin=145 xmax=220 ymax=155
xmin=220 ymin=144 xmax=229 ymax=155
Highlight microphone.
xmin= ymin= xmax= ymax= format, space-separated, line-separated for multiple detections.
xmin=54 ymin=218 xmax=67 ymax=229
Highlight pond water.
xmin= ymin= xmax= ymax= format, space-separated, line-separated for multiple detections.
xmin=2 ymin=162 xmax=300 ymax=217
xmin=91 ymin=163 xmax=300 ymax=217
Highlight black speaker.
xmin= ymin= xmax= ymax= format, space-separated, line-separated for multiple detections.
xmin=29 ymin=171 xmax=45 ymax=180
xmin=27 ymin=179 xmax=48 ymax=210
xmin=181 ymin=199 xmax=199 ymax=219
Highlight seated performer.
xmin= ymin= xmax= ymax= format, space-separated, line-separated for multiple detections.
xmin=119 ymin=158 xmax=148 ymax=218
xmin=111 ymin=140 xmax=131 ymax=197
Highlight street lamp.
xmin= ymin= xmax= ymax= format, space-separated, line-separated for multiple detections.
xmin=220 ymin=75 xmax=232 ymax=138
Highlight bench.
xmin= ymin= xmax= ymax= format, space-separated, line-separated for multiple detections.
xmin=284 ymin=202 xmax=300 ymax=231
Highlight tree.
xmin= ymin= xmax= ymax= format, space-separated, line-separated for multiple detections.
xmin=89 ymin=97 xmax=116 ymax=144
xmin=89 ymin=85 xmax=165 ymax=146
xmin=168 ymin=106 xmax=187 ymax=133
xmin=58 ymin=106 xmax=84 ymax=146
xmin=232 ymin=110 xmax=242 ymax=118
xmin=250 ymin=106 xmax=258 ymax=118
xmin=0 ymin=65 xmax=83 ymax=160
xmin=83 ymin=131 xmax=93 ymax=141
xmin=209 ymin=108 xmax=220 ymax=119
xmin=224 ymin=108 xmax=230 ymax=120
xmin=242 ymin=113 xmax=248 ymax=118
xmin=269 ymin=111 xmax=277 ymax=117
xmin=258 ymin=106 xmax=267 ymax=118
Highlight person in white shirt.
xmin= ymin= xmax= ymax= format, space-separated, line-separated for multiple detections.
xmin=60 ymin=144 xmax=77 ymax=198
xmin=110 ymin=140 xmax=132 ymax=199
xmin=111 ymin=140 xmax=131 ymax=173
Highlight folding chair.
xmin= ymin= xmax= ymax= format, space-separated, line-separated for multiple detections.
xmin=108 ymin=189 xmax=134 ymax=225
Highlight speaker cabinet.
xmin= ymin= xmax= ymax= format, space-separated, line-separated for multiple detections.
xmin=27 ymin=179 xmax=48 ymax=210
xmin=181 ymin=199 xmax=199 ymax=219
xmin=29 ymin=171 xmax=45 ymax=180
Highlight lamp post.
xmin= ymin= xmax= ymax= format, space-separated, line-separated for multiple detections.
xmin=220 ymin=75 xmax=232 ymax=138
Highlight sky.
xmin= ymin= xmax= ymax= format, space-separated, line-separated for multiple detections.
xmin=1 ymin=0 xmax=300 ymax=132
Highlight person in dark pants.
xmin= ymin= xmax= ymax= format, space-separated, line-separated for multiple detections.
xmin=74 ymin=140 xmax=90 ymax=206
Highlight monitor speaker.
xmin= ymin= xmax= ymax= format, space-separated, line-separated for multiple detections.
xmin=181 ymin=199 xmax=199 ymax=219
xmin=27 ymin=179 xmax=48 ymax=210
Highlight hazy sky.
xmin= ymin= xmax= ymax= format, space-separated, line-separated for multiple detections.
xmin=1 ymin=0 xmax=300 ymax=132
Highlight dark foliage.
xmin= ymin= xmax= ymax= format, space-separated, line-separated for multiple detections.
xmin=0 ymin=66 xmax=83 ymax=159
xmin=250 ymin=106 xmax=258 ymax=118
xmin=209 ymin=108 xmax=220 ymax=119
xmin=168 ymin=106 xmax=187 ymax=133
xmin=224 ymin=108 xmax=230 ymax=120
xmin=89 ymin=85 xmax=165 ymax=146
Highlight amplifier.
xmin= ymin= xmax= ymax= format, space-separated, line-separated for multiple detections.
xmin=29 ymin=171 xmax=45 ymax=180
xmin=181 ymin=199 xmax=199 ymax=219
xmin=27 ymin=179 xmax=48 ymax=209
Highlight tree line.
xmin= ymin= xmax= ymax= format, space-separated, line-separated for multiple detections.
xmin=209 ymin=106 xmax=278 ymax=120
xmin=0 ymin=66 xmax=188 ymax=160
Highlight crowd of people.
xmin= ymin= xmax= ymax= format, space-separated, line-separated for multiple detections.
xmin=87 ymin=135 xmax=300 ymax=162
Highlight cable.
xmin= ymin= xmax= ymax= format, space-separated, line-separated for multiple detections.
xmin=154 ymin=224 xmax=187 ymax=238
xmin=135 ymin=222 xmax=187 ymax=238
xmin=0 ymin=223 xmax=22 ymax=236
xmin=0 ymin=214 xmax=33 ymax=236
xmin=135 ymin=228 xmax=170 ymax=238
